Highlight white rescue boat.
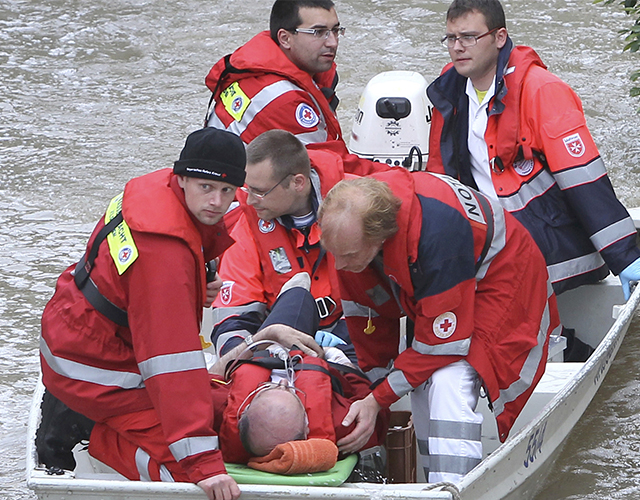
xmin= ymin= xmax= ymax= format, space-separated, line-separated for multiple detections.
xmin=26 ymin=71 xmax=640 ymax=500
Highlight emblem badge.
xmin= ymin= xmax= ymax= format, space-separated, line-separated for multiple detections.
xmin=220 ymin=82 xmax=250 ymax=122
xmin=231 ymin=96 xmax=244 ymax=113
xmin=258 ymin=219 xmax=276 ymax=234
xmin=118 ymin=246 xmax=134 ymax=265
xmin=433 ymin=312 xmax=457 ymax=339
xmin=385 ymin=120 xmax=401 ymax=136
xmin=269 ymin=247 xmax=292 ymax=274
xmin=562 ymin=133 xmax=585 ymax=158
xmin=295 ymin=103 xmax=319 ymax=128
xmin=220 ymin=281 xmax=234 ymax=305
xmin=513 ymin=158 xmax=534 ymax=176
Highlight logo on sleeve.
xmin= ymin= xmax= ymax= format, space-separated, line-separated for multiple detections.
xmin=433 ymin=312 xmax=457 ymax=339
xmin=295 ymin=103 xmax=319 ymax=128
xmin=562 ymin=133 xmax=585 ymax=158
xmin=220 ymin=281 xmax=234 ymax=305
xmin=118 ymin=246 xmax=135 ymax=265
xmin=258 ymin=219 xmax=276 ymax=233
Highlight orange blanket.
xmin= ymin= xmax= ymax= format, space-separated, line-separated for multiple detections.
xmin=247 ymin=438 xmax=339 ymax=475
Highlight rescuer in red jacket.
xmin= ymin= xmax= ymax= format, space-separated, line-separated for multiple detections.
xmin=318 ymin=171 xmax=560 ymax=483
xmin=426 ymin=0 xmax=640 ymax=298
xmin=211 ymin=129 xmax=358 ymax=362
xmin=205 ymin=0 xmax=345 ymax=147
xmin=39 ymin=128 xmax=247 ymax=500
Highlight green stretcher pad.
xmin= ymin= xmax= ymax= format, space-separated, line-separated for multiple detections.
xmin=225 ymin=454 xmax=358 ymax=486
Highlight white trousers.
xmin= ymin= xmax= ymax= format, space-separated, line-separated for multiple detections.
xmin=410 ymin=360 xmax=483 ymax=483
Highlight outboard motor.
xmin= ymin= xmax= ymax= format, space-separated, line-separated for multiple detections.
xmin=349 ymin=71 xmax=433 ymax=171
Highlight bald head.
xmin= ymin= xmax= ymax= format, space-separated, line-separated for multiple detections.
xmin=239 ymin=386 xmax=308 ymax=457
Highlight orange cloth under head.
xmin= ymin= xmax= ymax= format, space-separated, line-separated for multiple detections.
xmin=247 ymin=438 xmax=338 ymax=475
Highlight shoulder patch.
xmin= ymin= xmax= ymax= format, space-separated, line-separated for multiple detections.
xmin=562 ymin=133 xmax=585 ymax=158
xmin=105 ymin=192 xmax=138 ymax=275
xmin=295 ymin=103 xmax=319 ymax=128
xmin=220 ymin=82 xmax=251 ymax=122
xmin=433 ymin=312 xmax=457 ymax=339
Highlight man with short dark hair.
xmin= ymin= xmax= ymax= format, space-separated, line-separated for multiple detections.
xmin=39 ymin=128 xmax=247 ymax=500
xmin=211 ymin=129 xmax=357 ymax=363
xmin=426 ymin=0 xmax=640 ymax=298
xmin=205 ymin=0 xmax=345 ymax=147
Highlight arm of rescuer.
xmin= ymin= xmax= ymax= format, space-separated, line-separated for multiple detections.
xmin=336 ymin=281 xmax=474 ymax=453
xmin=125 ymin=232 xmax=237 ymax=499
xmin=210 ymin=213 xmax=273 ymax=356
xmin=337 ymin=203 xmax=476 ymax=453
xmin=524 ymin=71 xmax=640 ymax=294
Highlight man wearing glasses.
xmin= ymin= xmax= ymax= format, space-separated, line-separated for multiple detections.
xmin=426 ymin=0 xmax=640 ymax=302
xmin=210 ymin=129 xmax=357 ymax=364
xmin=205 ymin=0 xmax=346 ymax=149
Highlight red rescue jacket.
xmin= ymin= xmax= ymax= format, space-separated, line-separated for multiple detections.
xmin=205 ymin=31 xmax=342 ymax=146
xmin=339 ymin=168 xmax=560 ymax=442
xmin=40 ymin=169 xmax=234 ymax=483
xmin=427 ymin=40 xmax=640 ymax=294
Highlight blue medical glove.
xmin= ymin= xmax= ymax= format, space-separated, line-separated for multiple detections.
xmin=314 ymin=330 xmax=347 ymax=347
xmin=619 ymin=256 xmax=640 ymax=300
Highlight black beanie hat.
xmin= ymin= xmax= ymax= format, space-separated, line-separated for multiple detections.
xmin=173 ymin=128 xmax=246 ymax=187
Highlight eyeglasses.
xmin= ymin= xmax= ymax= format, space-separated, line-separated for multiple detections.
xmin=236 ymin=381 xmax=307 ymax=421
xmin=441 ymin=27 xmax=500 ymax=48
xmin=293 ymin=26 xmax=346 ymax=39
xmin=240 ymin=174 xmax=292 ymax=200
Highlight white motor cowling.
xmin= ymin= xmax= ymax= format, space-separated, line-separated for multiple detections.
xmin=349 ymin=71 xmax=433 ymax=171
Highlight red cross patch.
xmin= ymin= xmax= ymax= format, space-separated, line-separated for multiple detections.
xmin=118 ymin=246 xmax=133 ymax=265
xmin=232 ymin=96 xmax=244 ymax=113
xmin=433 ymin=312 xmax=457 ymax=339
xmin=295 ymin=103 xmax=319 ymax=128
xmin=562 ymin=133 xmax=585 ymax=158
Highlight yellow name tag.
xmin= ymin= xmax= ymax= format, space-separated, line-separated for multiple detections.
xmin=105 ymin=193 xmax=139 ymax=275
xmin=220 ymin=82 xmax=251 ymax=122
